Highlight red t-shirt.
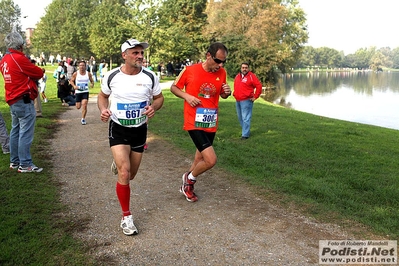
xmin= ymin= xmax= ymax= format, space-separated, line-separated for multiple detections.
xmin=174 ymin=63 xmax=227 ymax=133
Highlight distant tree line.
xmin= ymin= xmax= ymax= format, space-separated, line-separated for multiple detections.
xmin=296 ymin=46 xmax=399 ymax=71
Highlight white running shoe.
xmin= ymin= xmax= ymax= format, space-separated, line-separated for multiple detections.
xmin=120 ymin=215 xmax=138 ymax=235
xmin=81 ymin=118 xmax=86 ymax=125
xmin=18 ymin=165 xmax=43 ymax=173
xmin=10 ymin=163 xmax=19 ymax=169
xmin=111 ymin=160 xmax=118 ymax=175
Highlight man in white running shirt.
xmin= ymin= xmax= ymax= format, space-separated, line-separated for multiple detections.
xmin=69 ymin=60 xmax=94 ymax=125
xmin=97 ymin=39 xmax=164 ymax=236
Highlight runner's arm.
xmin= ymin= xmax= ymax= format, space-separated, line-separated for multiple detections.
xmin=97 ymin=91 xmax=111 ymax=122
xmin=144 ymin=93 xmax=164 ymax=118
xmin=220 ymin=83 xmax=231 ymax=99
xmin=170 ymin=84 xmax=201 ymax=107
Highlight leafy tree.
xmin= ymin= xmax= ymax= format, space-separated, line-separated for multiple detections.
xmin=342 ymin=53 xmax=357 ymax=68
xmin=124 ymin=0 xmax=161 ymax=63
xmin=157 ymin=0 xmax=208 ymax=62
xmin=61 ymin=0 xmax=99 ymax=58
xmin=31 ymin=0 xmax=98 ymax=59
xmin=353 ymin=47 xmax=375 ymax=70
xmin=391 ymin=47 xmax=399 ymax=69
xmin=296 ymin=46 xmax=316 ymax=68
xmin=276 ymin=0 xmax=308 ymax=73
xmin=29 ymin=0 xmax=63 ymax=56
xmin=205 ymin=0 xmax=308 ymax=84
xmin=0 ymin=0 xmax=22 ymax=52
xmin=315 ymin=47 xmax=343 ymax=68
xmin=377 ymin=47 xmax=393 ymax=68
xmin=369 ymin=51 xmax=386 ymax=71
xmin=88 ymin=0 xmax=132 ymax=66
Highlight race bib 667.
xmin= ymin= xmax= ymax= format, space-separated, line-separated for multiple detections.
xmin=116 ymin=101 xmax=147 ymax=126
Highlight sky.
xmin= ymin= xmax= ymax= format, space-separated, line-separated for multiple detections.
xmin=14 ymin=0 xmax=53 ymax=29
xmin=14 ymin=0 xmax=399 ymax=55
xmin=298 ymin=0 xmax=399 ymax=54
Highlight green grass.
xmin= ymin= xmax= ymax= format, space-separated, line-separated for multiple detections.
xmin=0 ymin=69 xmax=398 ymax=264
xmin=0 ymin=65 xmax=100 ymax=265
xmin=150 ymin=89 xmax=399 ymax=239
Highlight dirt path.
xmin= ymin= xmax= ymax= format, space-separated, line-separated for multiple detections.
xmin=49 ymin=90 xmax=355 ymax=265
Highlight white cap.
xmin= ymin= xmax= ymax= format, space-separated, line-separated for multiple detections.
xmin=121 ymin=39 xmax=149 ymax=52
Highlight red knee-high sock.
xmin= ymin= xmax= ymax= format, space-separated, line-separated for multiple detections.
xmin=116 ymin=182 xmax=131 ymax=217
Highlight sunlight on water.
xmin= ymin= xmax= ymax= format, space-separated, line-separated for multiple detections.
xmin=268 ymin=71 xmax=399 ymax=130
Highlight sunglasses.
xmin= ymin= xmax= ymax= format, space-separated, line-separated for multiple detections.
xmin=212 ymin=56 xmax=227 ymax=64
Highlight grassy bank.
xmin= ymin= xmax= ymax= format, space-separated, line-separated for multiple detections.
xmin=150 ymin=90 xmax=399 ymax=239
xmin=0 ymin=65 xmax=99 ymax=265
xmin=0 ymin=67 xmax=398 ymax=264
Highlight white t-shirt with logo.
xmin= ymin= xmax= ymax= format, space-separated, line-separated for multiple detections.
xmin=101 ymin=67 xmax=161 ymax=127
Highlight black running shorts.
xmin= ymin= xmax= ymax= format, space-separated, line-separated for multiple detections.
xmin=108 ymin=120 xmax=147 ymax=153
xmin=188 ymin=130 xmax=216 ymax=152
xmin=75 ymin=92 xmax=89 ymax=103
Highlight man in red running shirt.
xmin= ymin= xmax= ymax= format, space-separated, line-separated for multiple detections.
xmin=170 ymin=42 xmax=231 ymax=202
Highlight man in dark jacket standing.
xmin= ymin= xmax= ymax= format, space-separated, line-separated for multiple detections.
xmin=0 ymin=31 xmax=44 ymax=172
xmin=233 ymin=62 xmax=262 ymax=140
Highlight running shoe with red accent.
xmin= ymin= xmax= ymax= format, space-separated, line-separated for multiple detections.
xmin=120 ymin=215 xmax=138 ymax=235
xmin=179 ymin=172 xmax=198 ymax=202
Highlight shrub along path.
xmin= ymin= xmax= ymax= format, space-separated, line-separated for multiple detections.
xmin=50 ymin=97 xmax=360 ymax=265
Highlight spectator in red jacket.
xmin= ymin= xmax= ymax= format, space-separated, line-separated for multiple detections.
xmin=0 ymin=31 xmax=44 ymax=172
xmin=233 ymin=62 xmax=262 ymax=140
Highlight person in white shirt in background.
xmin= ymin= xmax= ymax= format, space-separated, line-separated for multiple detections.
xmin=39 ymin=68 xmax=48 ymax=103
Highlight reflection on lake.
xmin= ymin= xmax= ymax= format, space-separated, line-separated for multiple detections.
xmin=262 ymin=71 xmax=399 ymax=130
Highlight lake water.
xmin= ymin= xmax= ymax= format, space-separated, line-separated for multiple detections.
xmin=262 ymin=71 xmax=399 ymax=131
